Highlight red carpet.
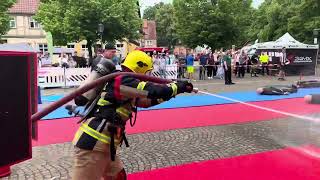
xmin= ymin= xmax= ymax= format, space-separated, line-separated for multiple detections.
xmin=33 ymin=98 xmax=320 ymax=146
xmin=128 ymin=145 xmax=320 ymax=180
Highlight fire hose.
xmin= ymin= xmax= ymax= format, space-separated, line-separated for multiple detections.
xmin=31 ymin=72 xmax=197 ymax=122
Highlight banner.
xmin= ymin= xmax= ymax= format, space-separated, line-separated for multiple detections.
xmin=256 ymin=49 xmax=317 ymax=75
xmin=46 ymin=32 xmax=54 ymax=58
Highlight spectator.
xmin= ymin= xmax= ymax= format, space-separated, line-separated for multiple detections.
xmin=77 ymin=53 xmax=87 ymax=68
xmin=177 ymin=53 xmax=186 ymax=78
xmin=233 ymin=51 xmax=240 ymax=76
xmin=60 ymin=54 xmax=69 ymax=68
xmin=207 ymin=53 xmax=215 ymax=79
xmin=68 ymin=54 xmax=77 ymax=68
xmin=278 ymin=47 xmax=286 ymax=81
xmin=186 ymin=53 xmax=195 ymax=80
xmin=199 ymin=53 xmax=208 ymax=80
xmin=159 ymin=54 xmax=167 ymax=78
xmin=250 ymin=52 xmax=259 ymax=77
xmin=259 ymin=52 xmax=269 ymax=75
xmin=222 ymin=50 xmax=234 ymax=85
xmin=238 ymin=51 xmax=248 ymax=78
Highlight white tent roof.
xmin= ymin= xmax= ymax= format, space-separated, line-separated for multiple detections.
xmin=256 ymin=33 xmax=318 ymax=49
xmin=0 ymin=43 xmax=40 ymax=52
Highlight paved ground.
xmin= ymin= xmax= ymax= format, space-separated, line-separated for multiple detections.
xmin=42 ymin=74 xmax=316 ymax=96
xmin=3 ymin=74 xmax=320 ymax=180
xmin=4 ymin=114 xmax=320 ymax=180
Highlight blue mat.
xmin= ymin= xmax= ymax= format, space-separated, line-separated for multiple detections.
xmin=40 ymin=87 xmax=320 ymax=120
xmin=41 ymin=94 xmax=64 ymax=103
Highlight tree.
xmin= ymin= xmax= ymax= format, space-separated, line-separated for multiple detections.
xmin=250 ymin=0 xmax=319 ymax=43
xmin=155 ymin=3 xmax=178 ymax=49
xmin=288 ymin=0 xmax=320 ymax=43
xmin=0 ymin=0 xmax=16 ymax=37
xmin=173 ymin=0 xmax=254 ymax=50
xmin=143 ymin=2 xmax=165 ymax=20
xmin=35 ymin=0 xmax=141 ymax=58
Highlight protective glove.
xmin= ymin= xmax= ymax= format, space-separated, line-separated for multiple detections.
xmin=176 ymin=80 xmax=194 ymax=93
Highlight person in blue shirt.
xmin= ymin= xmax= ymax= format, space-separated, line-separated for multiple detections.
xmin=186 ymin=54 xmax=194 ymax=80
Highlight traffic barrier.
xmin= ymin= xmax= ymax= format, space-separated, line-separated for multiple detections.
xmin=38 ymin=65 xmax=178 ymax=88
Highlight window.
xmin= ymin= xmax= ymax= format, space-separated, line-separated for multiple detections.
xmin=29 ymin=17 xmax=40 ymax=29
xmin=0 ymin=40 xmax=7 ymax=44
xmin=116 ymin=44 xmax=124 ymax=48
xmin=38 ymin=44 xmax=48 ymax=53
xmin=67 ymin=44 xmax=75 ymax=49
xmin=146 ymin=40 xmax=152 ymax=46
xmin=9 ymin=17 xmax=16 ymax=28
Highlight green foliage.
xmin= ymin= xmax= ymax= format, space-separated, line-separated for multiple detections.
xmin=35 ymin=0 xmax=142 ymax=57
xmin=143 ymin=2 xmax=165 ymax=20
xmin=173 ymin=0 xmax=254 ymax=50
xmin=250 ymin=0 xmax=320 ymax=43
xmin=155 ymin=3 xmax=177 ymax=48
xmin=0 ymin=0 xmax=16 ymax=37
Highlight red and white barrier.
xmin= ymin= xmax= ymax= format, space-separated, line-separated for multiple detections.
xmin=38 ymin=65 xmax=178 ymax=88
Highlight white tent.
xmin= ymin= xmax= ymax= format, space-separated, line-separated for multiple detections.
xmin=256 ymin=33 xmax=318 ymax=49
xmin=0 ymin=43 xmax=40 ymax=52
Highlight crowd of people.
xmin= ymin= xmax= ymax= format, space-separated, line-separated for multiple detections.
xmin=38 ymin=50 xmax=121 ymax=69
xmin=38 ymin=47 xmax=287 ymax=85
xmin=175 ymin=48 xmax=287 ymax=85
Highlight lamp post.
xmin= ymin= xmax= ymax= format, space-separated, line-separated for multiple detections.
xmin=314 ymin=29 xmax=320 ymax=76
xmin=98 ymin=23 xmax=104 ymax=49
xmin=313 ymin=29 xmax=320 ymax=45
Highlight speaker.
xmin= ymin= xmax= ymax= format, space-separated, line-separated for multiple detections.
xmin=0 ymin=51 xmax=36 ymax=167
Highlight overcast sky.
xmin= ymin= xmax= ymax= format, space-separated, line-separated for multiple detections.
xmin=140 ymin=0 xmax=265 ymax=14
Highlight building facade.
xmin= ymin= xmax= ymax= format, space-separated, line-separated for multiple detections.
xmin=2 ymin=0 xmax=141 ymax=58
xmin=141 ymin=20 xmax=157 ymax=48
xmin=2 ymin=0 xmax=48 ymax=52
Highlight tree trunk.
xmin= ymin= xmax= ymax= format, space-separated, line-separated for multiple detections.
xmin=87 ymin=39 xmax=93 ymax=59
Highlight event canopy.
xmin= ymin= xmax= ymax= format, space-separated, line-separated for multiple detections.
xmin=256 ymin=33 xmax=319 ymax=49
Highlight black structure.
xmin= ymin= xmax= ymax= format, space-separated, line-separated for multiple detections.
xmin=0 ymin=51 xmax=36 ymax=167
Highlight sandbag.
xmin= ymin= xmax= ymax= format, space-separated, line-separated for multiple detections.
xmin=257 ymin=85 xmax=298 ymax=95
xmin=305 ymin=94 xmax=320 ymax=104
xmin=296 ymin=80 xmax=320 ymax=88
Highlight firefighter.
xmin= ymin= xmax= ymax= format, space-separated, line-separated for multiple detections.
xmin=71 ymin=50 xmax=194 ymax=180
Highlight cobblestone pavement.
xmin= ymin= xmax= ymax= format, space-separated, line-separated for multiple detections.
xmin=6 ymin=73 xmax=320 ymax=179
xmin=3 ymin=113 xmax=320 ymax=180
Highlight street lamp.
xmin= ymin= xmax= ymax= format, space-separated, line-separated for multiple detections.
xmin=98 ymin=23 xmax=104 ymax=48
xmin=313 ymin=29 xmax=320 ymax=44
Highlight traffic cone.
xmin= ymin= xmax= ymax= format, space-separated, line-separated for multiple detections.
xmin=0 ymin=165 xmax=11 ymax=178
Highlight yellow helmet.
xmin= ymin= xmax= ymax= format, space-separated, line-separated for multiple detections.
xmin=122 ymin=50 xmax=153 ymax=74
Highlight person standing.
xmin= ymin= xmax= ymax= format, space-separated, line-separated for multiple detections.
xmin=207 ymin=53 xmax=215 ymax=79
xmin=186 ymin=53 xmax=195 ymax=80
xmin=72 ymin=50 xmax=194 ymax=180
xmin=223 ymin=50 xmax=234 ymax=85
xmin=199 ymin=53 xmax=208 ymax=80
xmin=159 ymin=54 xmax=167 ymax=78
xmin=238 ymin=51 xmax=247 ymax=78
xmin=259 ymin=52 xmax=269 ymax=75
xmin=250 ymin=52 xmax=259 ymax=77
xmin=278 ymin=47 xmax=286 ymax=81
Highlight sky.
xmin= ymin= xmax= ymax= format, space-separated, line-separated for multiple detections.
xmin=140 ymin=0 xmax=265 ymax=14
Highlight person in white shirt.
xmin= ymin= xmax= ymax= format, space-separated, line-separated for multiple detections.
xmin=159 ymin=54 xmax=167 ymax=78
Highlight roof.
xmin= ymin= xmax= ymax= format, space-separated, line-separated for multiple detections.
xmin=256 ymin=33 xmax=318 ymax=49
xmin=135 ymin=47 xmax=168 ymax=52
xmin=9 ymin=0 xmax=40 ymax=14
xmin=143 ymin=20 xmax=157 ymax=40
